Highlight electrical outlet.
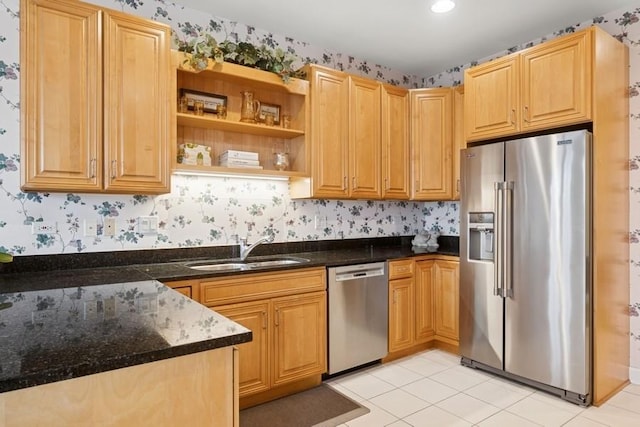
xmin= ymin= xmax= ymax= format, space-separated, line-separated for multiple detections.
xmin=103 ymin=297 xmax=116 ymax=319
xmin=83 ymin=300 xmax=99 ymax=320
xmin=104 ymin=217 xmax=116 ymax=237
xmin=83 ymin=220 xmax=97 ymax=237
xmin=31 ymin=222 xmax=57 ymax=235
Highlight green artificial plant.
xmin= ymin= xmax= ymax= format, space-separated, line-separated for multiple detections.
xmin=174 ymin=32 xmax=306 ymax=83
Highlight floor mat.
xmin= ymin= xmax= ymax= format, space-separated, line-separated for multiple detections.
xmin=239 ymin=384 xmax=369 ymax=427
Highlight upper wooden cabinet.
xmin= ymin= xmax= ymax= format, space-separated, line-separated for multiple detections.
xmin=349 ymin=76 xmax=382 ymax=199
xmin=293 ymin=66 xmax=349 ymax=198
xmin=464 ymin=28 xmax=593 ymax=142
xmin=20 ymin=0 xmax=171 ymax=194
xmin=410 ymin=88 xmax=453 ymax=200
xmin=293 ymin=65 xmax=382 ymax=199
xmin=381 ymin=84 xmax=411 ymax=199
xmin=452 ymin=86 xmax=465 ymax=200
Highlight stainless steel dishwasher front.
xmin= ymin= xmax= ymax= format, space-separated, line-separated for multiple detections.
xmin=327 ymin=262 xmax=389 ymax=375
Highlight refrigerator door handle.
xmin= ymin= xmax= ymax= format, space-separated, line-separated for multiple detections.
xmin=504 ymin=181 xmax=514 ymax=298
xmin=494 ymin=182 xmax=504 ymax=297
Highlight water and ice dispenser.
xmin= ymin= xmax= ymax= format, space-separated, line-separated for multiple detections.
xmin=468 ymin=213 xmax=494 ymax=261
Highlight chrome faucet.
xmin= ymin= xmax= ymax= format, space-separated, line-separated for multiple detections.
xmin=239 ymin=235 xmax=274 ymax=261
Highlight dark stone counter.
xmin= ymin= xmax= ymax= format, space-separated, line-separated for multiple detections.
xmin=0 ymin=235 xmax=458 ymax=393
xmin=0 ymin=280 xmax=251 ymax=393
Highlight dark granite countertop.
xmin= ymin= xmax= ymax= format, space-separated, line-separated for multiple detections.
xmin=0 ymin=280 xmax=251 ymax=393
xmin=0 ymin=236 xmax=457 ymax=393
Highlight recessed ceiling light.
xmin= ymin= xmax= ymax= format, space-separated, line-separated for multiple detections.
xmin=431 ymin=0 xmax=456 ymax=14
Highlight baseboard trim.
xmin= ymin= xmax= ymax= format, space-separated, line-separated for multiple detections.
xmin=630 ymin=366 xmax=640 ymax=384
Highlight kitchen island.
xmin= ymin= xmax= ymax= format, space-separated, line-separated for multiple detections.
xmin=0 ymin=279 xmax=251 ymax=426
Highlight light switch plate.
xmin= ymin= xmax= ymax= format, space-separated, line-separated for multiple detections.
xmin=137 ymin=216 xmax=159 ymax=235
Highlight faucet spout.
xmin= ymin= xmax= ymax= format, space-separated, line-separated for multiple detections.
xmin=239 ymin=235 xmax=274 ymax=261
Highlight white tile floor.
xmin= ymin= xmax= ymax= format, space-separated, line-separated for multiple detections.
xmin=325 ymin=349 xmax=640 ymax=427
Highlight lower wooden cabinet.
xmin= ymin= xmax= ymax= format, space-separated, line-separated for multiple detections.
xmin=165 ymin=279 xmax=200 ymax=300
xmin=272 ymin=292 xmax=326 ymax=386
xmin=215 ymin=301 xmax=270 ymax=396
xmin=166 ymin=267 xmax=327 ymax=407
xmin=387 ymin=256 xmax=459 ymax=358
xmin=0 ymin=348 xmax=238 ymax=426
xmin=215 ymin=291 xmax=326 ymax=397
xmin=389 ymin=276 xmax=414 ymax=352
xmin=434 ymin=260 xmax=460 ymax=343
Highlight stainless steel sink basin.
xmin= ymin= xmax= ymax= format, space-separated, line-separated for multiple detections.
xmin=187 ymin=262 xmax=249 ymax=272
xmin=247 ymin=259 xmax=303 ymax=268
xmin=183 ymin=256 xmax=309 ymax=272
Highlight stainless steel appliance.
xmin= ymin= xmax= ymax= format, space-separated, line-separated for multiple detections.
xmin=328 ymin=262 xmax=388 ymax=374
xmin=460 ymin=130 xmax=592 ymax=406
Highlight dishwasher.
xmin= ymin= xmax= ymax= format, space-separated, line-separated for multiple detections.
xmin=327 ymin=262 xmax=388 ymax=375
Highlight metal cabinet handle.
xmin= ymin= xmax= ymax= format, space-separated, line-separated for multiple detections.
xmin=111 ymin=160 xmax=117 ymax=179
xmin=90 ymin=158 xmax=96 ymax=178
xmin=523 ymin=106 xmax=530 ymax=123
xmin=262 ymin=311 xmax=267 ymax=329
xmin=352 ymin=176 xmax=357 ymax=189
xmin=510 ymin=109 xmax=516 ymax=125
xmin=343 ymin=176 xmax=347 ymax=190
xmin=274 ymin=308 xmax=279 ymax=326
xmin=384 ymin=177 xmax=389 ymax=190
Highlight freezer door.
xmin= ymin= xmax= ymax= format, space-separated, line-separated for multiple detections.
xmin=504 ymin=130 xmax=591 ymax=396
xmin=460 ymin=142 xmax=505 ymax=370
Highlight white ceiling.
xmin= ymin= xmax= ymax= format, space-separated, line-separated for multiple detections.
xmin=175 ymin=0 xmax=639 ymax=77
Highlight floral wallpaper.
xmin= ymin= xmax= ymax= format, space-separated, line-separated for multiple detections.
xmin=0 ymin=0 xmax=457 ymax=260
xmin=0 ymin=0 xmax=638 ymax=378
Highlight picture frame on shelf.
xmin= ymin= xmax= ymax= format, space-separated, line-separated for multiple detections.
xmin=180 ymin=88 xmax=227 ymax=114
xmin=257 ymin=102 xmax=281 ymax=125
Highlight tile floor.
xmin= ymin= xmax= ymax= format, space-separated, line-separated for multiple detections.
xmin=325 ymin=349 xmax=640 ymax=427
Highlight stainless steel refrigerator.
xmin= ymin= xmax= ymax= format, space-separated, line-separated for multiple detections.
xmin=459 ymin=129 xmax=592 ymax=406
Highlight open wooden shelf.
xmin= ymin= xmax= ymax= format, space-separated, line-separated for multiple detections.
xmin=177 ymin=113 xmax=305 ymax=138
xmin=173 ymin=51 xmax=309 ymax=96
xmin=172 ymin=164 xmax=308 ymax=179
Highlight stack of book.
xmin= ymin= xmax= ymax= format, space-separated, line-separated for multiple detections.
xmin=219 ymin=150 xmax=262 ymax=169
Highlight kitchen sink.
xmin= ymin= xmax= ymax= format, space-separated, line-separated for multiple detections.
xmin=183 ymin=256 xmax=309 ymax=272
xmin=187 ymin=262 xmax=249 ymax=272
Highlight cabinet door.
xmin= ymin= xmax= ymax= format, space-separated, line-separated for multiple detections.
xmin=452 ymin=86 xmax=465 ymax=200
xmin=103 ymin=10 xmax=170 ymax=194
xmin=521 ymin=31 xmax=592 ymax=131
xmin=215 ymin=301 xmax=271 ymax=397
xmin=411 ymin=88 xmax=453 ymax=200
xmin=434 ymin=260 xmax=459 ymax=341
xmin=464 ymin=56 xmax=519 ymax=141
xmin=415 ymin=260 xmax=435 ymax=343
xmin=21 ymin=0 xmax=103 ymax=192
xmin=389 ymin=277 xmax=414 ymax=352
xmin=381 ymin=84 xmax=410 ymax=199
xmin=309 ymin=67 xmax=349 ymax=198
xmin=272 ymin=292 xmax=326 ymax=386
xmin=349 ymin=76 xmax=381 ymax=199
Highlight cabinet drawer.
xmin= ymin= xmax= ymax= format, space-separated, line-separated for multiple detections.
xmin=388 ymin=259 xmax=414 ymax=280
xmin=201 ymin=267 xmax=327 ymax=306
xmin=165 ymin=279 xmax=200 ymax=302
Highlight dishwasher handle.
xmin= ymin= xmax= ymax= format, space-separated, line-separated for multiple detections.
xmin=334 ymin=266 xmax=386 ymax=282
